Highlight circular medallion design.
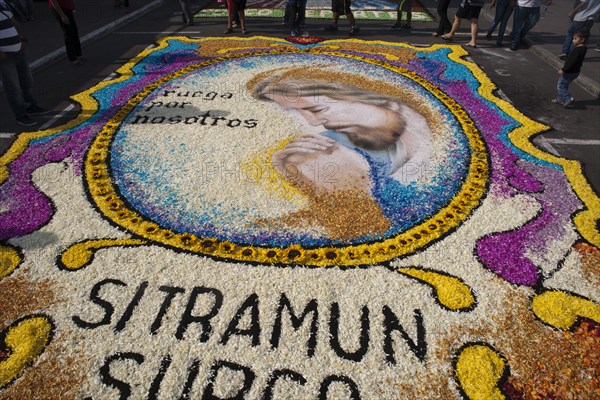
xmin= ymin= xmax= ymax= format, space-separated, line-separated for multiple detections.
xmin=86 ymin=51 xmax=488 ymax=266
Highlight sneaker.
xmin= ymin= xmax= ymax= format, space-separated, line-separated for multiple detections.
xmin=290 ymin=29 xmax=298 ymax=36
xmin=509 ymin=44 xmax=518 ymax=51
xmin=558 ymin=53 xmax=567 ymax=60
xmin=26 ymin=105 xmax=50 ymax=115
xmin=16 ymin=115 xmax=37 ymax=127
xmin=563 ymin=97 xmax=574 ymax=107
xmin=324 ymin=24 xmax=338 ymax=31
xmin=552 ymin=98 xmax=564 ymax=105
xmin=485 ymin=32 xmax=492 ymax=40
xmin=390 ymin=22 xmax=402 ymax=30
xmin=349 ymin=26 xmax=360 ymax=36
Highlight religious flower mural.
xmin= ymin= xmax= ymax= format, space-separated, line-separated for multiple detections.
xmin=1 ymin=37 xmax=599 ymax=399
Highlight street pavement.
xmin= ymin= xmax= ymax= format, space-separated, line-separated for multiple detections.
xmin=1 ymin=0 xmax=599 ymax=192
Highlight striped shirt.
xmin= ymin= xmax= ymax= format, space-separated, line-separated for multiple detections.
xmin=0 ymin=6 xmax=21 ymax=53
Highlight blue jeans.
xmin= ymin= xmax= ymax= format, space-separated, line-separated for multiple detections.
xmin=556 ymin=72 xmax=578 ymax=102
xmin=0 ymin=49 xmax=36 ymax=119
xmin=487 ymin=0 xmax=514 ymax=45
xmin=510 ymin=6 xmax=540 ymax=47
xmin=561 ymin=19 xmax=594 ymax=55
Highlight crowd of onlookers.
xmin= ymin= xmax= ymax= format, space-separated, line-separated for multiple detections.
xmin=0 ymin=0 xmax=599 ymax=126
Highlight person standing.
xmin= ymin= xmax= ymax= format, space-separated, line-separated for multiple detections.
xmin=553 ymin=29 xmax=589 ymax=107
xmin=509 ymin=0 xmax=552 ymax=51
xmin=433 ymin=0 xmax=453 ymax=37
xmin=559 ymin=0 xmax=600 ymax=59
xmin=48 ymin=0 xmax=85 ymax=64
xmin=0 ymin=2 xmax=48 ymax=126
xmin=441 ymin=0 xmax=486 ymax=47
xmin=485 ymin=0 xmax=515 ymax=47
xmin=324 ymin=0 xmax=360 ymax=36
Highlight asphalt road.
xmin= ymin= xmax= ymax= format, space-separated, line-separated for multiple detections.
xmin=1 ymin=0 xmax=599 ymax=192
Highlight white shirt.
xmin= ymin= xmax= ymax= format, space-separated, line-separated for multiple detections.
xmin=574 ymin=0 xmax=600 ymax=21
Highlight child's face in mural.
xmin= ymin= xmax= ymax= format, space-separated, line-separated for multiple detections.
xmin=266 ymin=93 xmax=405 ymax=151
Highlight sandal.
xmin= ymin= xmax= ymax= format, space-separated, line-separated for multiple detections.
xmin=465 ymin=43 xmax=477 ymax=48
xmin=441 ymin=35 xmax=453 ymax=41
xmin=241 ymin=28 xmax=248 ymax=34
xmin=224 ymin=27 xmax=233 ymax=34
xmin=432 ymin=33 xmax=441 ymax=37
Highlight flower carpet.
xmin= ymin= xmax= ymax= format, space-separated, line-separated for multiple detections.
xmin=1 ymin=37 xmax=599 ymax=399
xmin=195 ymin=0 xmax=434 ymax=22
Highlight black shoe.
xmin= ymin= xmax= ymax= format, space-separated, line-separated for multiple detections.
xmin=16 ymin=115 xmax=37 ymax=127
xmin=509 ymin=44 xmax=518 ymax=51
xmin=485 ymin=32 xmax=492 ymax=40
xmin=349 ymin=26 xmax=360 ymax=35
xmin=390 ymin=22 xmax=402 ymax=30
xmin=324 ymin=24 xmax=338 ymax=31
xmin=26 ymin=105 xmax=50 ymax=115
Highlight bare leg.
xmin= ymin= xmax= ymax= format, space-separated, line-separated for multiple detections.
xmin=466 ymin=18 xmax=478 ymax=46
xmin=239 ymin=10 xmax=247 ymax=32
xmin=442 ymin=16 xmax=461 ymax=39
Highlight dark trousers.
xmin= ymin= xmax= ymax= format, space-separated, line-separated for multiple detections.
xmin=0 ymin=49 xmax=36 ymax=118
xmin=436 ymin=0 xmax=452 ymax=35
xmin=52 ymin=7 xmax=82 ymax=62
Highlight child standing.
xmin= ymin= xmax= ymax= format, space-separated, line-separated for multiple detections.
xmin=553 ymin=29 xmax=589 ymax=107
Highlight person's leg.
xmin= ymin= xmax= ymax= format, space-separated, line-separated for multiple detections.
xmin=289 ymin=0 xmax=298 ymax=33
xmin=442 ymin=15 xmax=461 ymax=39
xmin=556 ymin=73 xmax=578 ymax=104
xmin=178 ymin=0 xmax=193 ymax=25
xmin=345 ymin=0 xmax=359 ymax=34
xmin=496 ymin=1 xmax=513 ymax=45
xmin=487 ymin=0 xmax=505 ymax=37
xmin=510 ymin=5 xmax=525 ymax=48
xmin=467 ymin=17 xmax=478 ymax=46
xmin=225 ymin=0 xmax=234 ymax=31
xmin=52 ymin=7 xmax=79 ymax=62
xmin=519 ymin=6 xmax=540 ymax=43
xmin=64 ymin=8 xmax=82 ymax=60
xmin=238 ymin=0 xmax=247 ymax=33
xmin=298 ymin=0 xmax=307 ymax=26
xmin=325 ymin=0 xmax=340 ymax=30
xmin=404 ymin=0 xmax=412 ymax=28
xmin=13 ymin=49 xmax=37 ymax=109
xmin=298 ymin=0 xmax=308 ymax=28
xmin=0 ymin=53 xmax=29 ymax=119
xmin=435 ymin=0 xmax=452 ymax=35
xmin=23 ymin=0 xmax=34 ymax=19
